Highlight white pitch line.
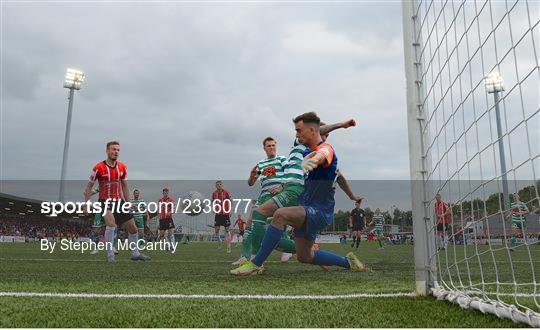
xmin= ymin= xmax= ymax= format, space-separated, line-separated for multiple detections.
xmin=0 ymin=257 xmax=534 ymax=264
xmin=0 ymin=258 xmax=287 ymax=264
xmin=0 ymin=291 xmax=416 ymax=299
xmin=0 ymin=291 xmax=536 ymax=299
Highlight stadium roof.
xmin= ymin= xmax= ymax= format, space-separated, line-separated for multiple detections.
xmin=0 ymin=192 xmax=82 ymax=220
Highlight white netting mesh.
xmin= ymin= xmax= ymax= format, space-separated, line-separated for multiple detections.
xmin=403 ymin=0 xmax=539 ymax=326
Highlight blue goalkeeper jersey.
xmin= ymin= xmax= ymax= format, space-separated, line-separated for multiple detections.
xmin=299 ymin=141 xmax=338 ymax=221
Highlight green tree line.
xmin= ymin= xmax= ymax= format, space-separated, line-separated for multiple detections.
xmin=330 ymin=181 xmax=539 ymax=232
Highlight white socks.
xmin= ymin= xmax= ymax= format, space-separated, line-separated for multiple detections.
xmin=105 ymin=226 xmax=116 ymax=258
xmin=168 ymin=233 xmax=176 ymax=247
xmin=128 ymin=233 xmax=141 ymax=257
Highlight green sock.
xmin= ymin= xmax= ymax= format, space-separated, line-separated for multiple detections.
xmin=241 ymin=227 xmax=252 ymax=258
xmin=251 ymin=211 xmax=267 ymax=255
xmin=510 ymin=236 xmax=516 ymax=248
xmin=276 ymin=234 xmax=296 ymax=254
xmin=378 ymin=238 xmax=383 ymax=248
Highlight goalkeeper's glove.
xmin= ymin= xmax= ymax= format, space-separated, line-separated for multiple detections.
xmin=301 ymin=151 xmax=318 ymax=173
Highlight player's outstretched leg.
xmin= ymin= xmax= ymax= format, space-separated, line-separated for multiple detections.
xmin=250 ymin=211 xmax=267 ymax=256
xmin=296 ymin=237 xmax=365 ymax=270
xmin=231 ymin=207 xmax=367 ymax=276
xmin=233 ymin=226 xmax=252 ymax=265
xmin=230 ymin=223 xmax=282 ymax=276
xmin=276 ymin=229 xmax=295 ymax=262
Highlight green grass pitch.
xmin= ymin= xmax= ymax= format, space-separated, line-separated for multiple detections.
xmin=0 ymin=241 xmax=534 ymax=327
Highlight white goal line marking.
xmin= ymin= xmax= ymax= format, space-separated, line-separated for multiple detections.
xmin=0 ymin=258 xmax=292 ymax=264
xmin=0 ymin=257 xmax=534 ymax=264
xmin=0 ymin=290 xmax=536 ymax=299
xmin=0 ymin=291 xmax=417 ymax=299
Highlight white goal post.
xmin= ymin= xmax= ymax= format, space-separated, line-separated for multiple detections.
xmin=402 ymin=0 xmax=539 ymax=326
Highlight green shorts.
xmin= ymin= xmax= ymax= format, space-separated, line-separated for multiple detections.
xmin=271 ymin=183 xmax=303 ymax=209
xmin=93 ymin=213 xmax=104 ymax=228
xmin=133 ymin=215 xmax=145 ymax=230
xmin=252 ymin=184 xmax=303 ymax=224
xmin=511 ymin=220 xmax=525 ymax=231
xmin=374 ymin=228 xmax=384 ymax=237
xmin=254 ymin=194 xmax=274 ymax=208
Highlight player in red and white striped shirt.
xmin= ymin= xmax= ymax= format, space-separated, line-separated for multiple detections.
xmin=157 ymin=188 xmax=176 ymax=253
xmin=83 ymin=141 xmax=150 ymax=262
xmin=212 ymin=180 xmax=232 ymax=253
xmin=434 ymin=193 xmax=451 ymax=250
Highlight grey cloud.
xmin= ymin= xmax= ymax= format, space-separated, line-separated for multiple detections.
xmin=2 ymin=2 xmax=535 ymax=188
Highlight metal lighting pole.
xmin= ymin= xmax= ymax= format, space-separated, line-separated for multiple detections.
xmin=484 ymin=71 xmax=509 ymax=210
xmin=390 ymin=205 xmax=397 ymax=226
xmin=59 ymin=68 xmax=85 ymax=202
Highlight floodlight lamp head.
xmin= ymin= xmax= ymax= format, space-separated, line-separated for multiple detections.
xmin=484 ymin=70 xmax=504 ymax=93
xmin=63 ymin=68 xmax=85 ymax=90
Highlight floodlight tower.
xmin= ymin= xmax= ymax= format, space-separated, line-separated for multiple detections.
xmin=59 ymin=68 xmax=85 ymax=202
xmin=483 ymin=70 xmax=509 ymax=209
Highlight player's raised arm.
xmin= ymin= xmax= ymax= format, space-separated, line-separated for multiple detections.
xmin=336 ymin=171 xmax=363 ymax=203
xmin=320 ymin=119 xmax=356 ymax=136
xmin=301 ymin=144 xmax=334 ymax=173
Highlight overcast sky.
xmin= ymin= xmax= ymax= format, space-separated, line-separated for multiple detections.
xmin=1 ymin=2 xmax=409 ymax=182
xmin=1 ymin=2 xmax=538 ymax=204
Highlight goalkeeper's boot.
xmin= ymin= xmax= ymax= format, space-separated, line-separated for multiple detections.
xmin=312 ymin=243 xmax=329 ymax=272
xmin=230 ymin=261 xmax=261 ymax=276
xmin=346 ymin=252 xmax=368 ymax=272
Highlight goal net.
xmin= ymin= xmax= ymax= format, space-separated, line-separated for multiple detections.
xmin=402 ymin=0 xmax=539 ymax=326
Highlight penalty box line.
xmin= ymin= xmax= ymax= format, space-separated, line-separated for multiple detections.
xmin=0 ymin=291 xmax=417 ymax=299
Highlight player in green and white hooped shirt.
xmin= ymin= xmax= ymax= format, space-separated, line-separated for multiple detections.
xmin=131 ymin=189 xmax=150 ymax=246
xmin=230 ymin=119 xmax=356 ymax=273
xmin=369 ymin=208 xmax=385 ymax=249
xmin=507 ymin=193 xmax=530 ymax=250
xmin=232 ymin=137 xmax=293 ymax=265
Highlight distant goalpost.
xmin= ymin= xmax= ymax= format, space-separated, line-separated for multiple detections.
xmin=402 ymin=0 xmax=539 ymax=327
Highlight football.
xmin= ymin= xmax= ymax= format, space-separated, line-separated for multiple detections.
xmin=182 ymin=191 xmax=204 ymax=216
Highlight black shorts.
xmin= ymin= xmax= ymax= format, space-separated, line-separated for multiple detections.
xmin=352 ymin=223 xmax=365 ymax=231
xmin=159 ymin=218 xmax=175 ymax=230
xmin=214 ymin=214 xmax=231 ymax=227
xmin=437 ymin=223 xmax=450 ymax=232
xmin=99 ymin=200 xmax=133 ymax=226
